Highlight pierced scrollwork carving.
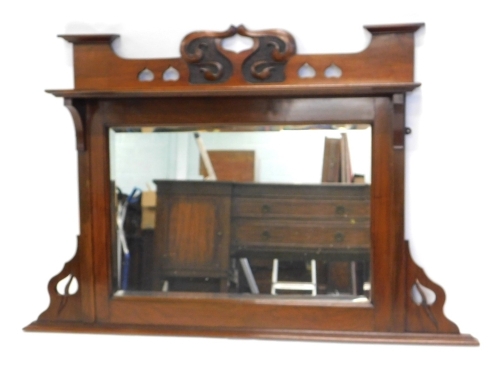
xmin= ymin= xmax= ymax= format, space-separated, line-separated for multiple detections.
xmin=412 ymin=279 xmax=438 ymax=328
xmin=37 ymin=237 xmax=83 ymax=322
xmin=181 ymin=26 xmax=236 ymax=84
xmin=405 ymin=241 xmax=459 ymax=333
xmin=56 ymin=274 xmax=78 ymax=315
xmin=238 ymin=25 xmax=296 ymax=83
xmin=180 ymin=25 xmax=296 ymax=84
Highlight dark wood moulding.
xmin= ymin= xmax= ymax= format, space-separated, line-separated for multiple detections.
xmin=27 ymin=321 xmax=476 ymax=346
xmin=26 ymin=23 xmax=479 ymax=346
xmin=46 ymin=83 xmax=421 ymax=99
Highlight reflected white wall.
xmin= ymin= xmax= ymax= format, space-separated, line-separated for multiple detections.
xmin=199 ymin=128 xmax=371 ymax=184
xmin=112 ymin=128 xmax=371 ymax=193
xmin=111 ymin=131 xmax=179 ymax=193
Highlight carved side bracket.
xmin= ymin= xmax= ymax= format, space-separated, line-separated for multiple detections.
xmin=64 ymin=98 xmax=86 ymax=151
xmin=404 ymin=241 xmax=460 ymax=334
xmin=37 ymin=237 xmax=83 ymax=322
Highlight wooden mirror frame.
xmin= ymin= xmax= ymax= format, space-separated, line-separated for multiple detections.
xmin=24 ymin=23 xmax=478 ymax=345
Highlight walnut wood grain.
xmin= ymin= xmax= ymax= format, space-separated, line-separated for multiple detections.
xmin=371 ymin=97 xmax=396 ymax=331
xmin=89 ymin=104 xmax=113 ymax=322
xmin=46 ymin=82 xmax=421 ymax=98
xmin=24 ymin=321 xmax=478 ymax=346
xmin=392 ymin=93 xmax=407 ymax=330
xmin=95 ymin=97 xmax=375 ymax=128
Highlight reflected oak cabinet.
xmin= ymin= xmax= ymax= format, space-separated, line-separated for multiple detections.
xmin=152 ymin=181 xmax=370 ymax=292
xmin=25 ymin=23 xmax=478 ymax=345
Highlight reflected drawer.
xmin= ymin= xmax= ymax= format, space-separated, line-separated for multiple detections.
xmin=232 ymin=219 xmax=370 ymax=249
xmin=232 ymin=197 xmax=370 ymax=220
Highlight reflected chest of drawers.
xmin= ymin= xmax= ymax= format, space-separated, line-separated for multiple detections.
xmin=153 ymin=181 xmax=370 ymax=290
xmin=230 ymin=183 xmax=370 ymax=261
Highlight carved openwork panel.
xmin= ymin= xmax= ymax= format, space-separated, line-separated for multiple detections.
xmin=180 ymin=25 xmax=296 ymax=84
xmin=181 ymin=27 xmax=236 ymax=84
xmin=56 ymin=24 xmax=420 ymax=92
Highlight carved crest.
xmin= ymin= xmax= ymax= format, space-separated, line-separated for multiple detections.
xmin=180 ymin=27 xmax=236 ymax=84
xmin=180 ymin=25 xmax=296 ymax=84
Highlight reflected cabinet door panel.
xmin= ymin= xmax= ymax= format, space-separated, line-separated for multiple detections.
xmin=153 ymin=181 xmax=231 ymax=292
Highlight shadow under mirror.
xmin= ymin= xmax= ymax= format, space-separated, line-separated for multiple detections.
xmin=109 ymin=124 xmax=372 ymax=303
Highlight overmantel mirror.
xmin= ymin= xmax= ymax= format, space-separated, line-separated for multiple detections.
xmin=25 ymin=23 xmax=478 ymax=345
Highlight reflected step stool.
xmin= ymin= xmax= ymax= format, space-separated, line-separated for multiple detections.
xmin=271 ymin=259 xmax=317 ymax=296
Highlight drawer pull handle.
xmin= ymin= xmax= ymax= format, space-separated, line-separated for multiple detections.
xmin=334 ymin=232 xmax=345 ymax=243
xmin=335 ymin=205 xmax=346 ymax=215
xmin=261 ymin=204 xmax=271 ymax=213
xmin=261 ymin=230 xmax=271 ymax=240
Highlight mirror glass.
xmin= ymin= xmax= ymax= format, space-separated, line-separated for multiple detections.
xmin=109 ymin=124 xmax=372 ymax=302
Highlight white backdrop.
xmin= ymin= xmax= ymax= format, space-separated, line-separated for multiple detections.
xmin=1 ymin=1 xmax=498 ymax=365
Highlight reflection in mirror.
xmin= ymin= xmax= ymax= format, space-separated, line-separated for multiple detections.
xmin=109 ymin=125 xmax=372 ymax=303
